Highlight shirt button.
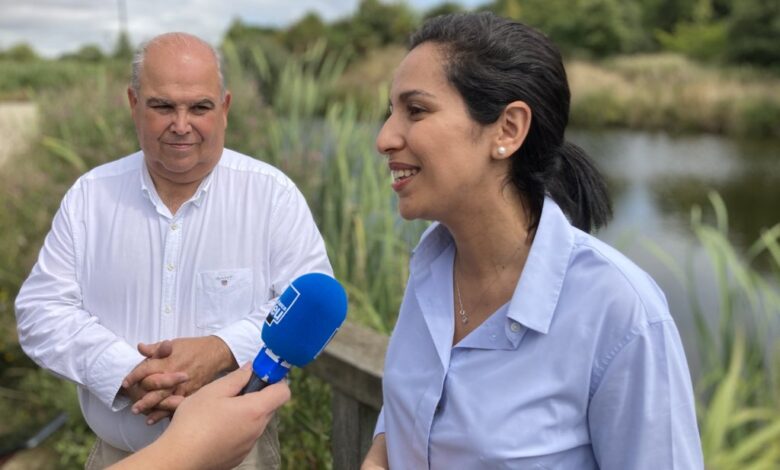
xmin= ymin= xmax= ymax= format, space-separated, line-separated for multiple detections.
xmin=164 ymin=305 xmax=172 ymax=314
xmin=170 ymin=223 xmax=179 ymax=231
xmin=510 ymin=322 xmax=521 ymax=333
xmin=166 ymin=263 xmax=175 ymax=271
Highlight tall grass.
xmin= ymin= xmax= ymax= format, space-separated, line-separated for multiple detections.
xmin=0 ymin=60 xmax=126 ymax=101
xmin=568 ymin=53 xmax=780 ymax=139
xmin=645 ymin=192 xmax=780 ymax=468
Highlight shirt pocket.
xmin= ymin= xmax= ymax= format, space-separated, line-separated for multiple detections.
xmin=196 ymin=268 xmax=253 ymax=330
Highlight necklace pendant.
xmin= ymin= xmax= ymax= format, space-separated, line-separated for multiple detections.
xmin=458 ymin=308 xmax=468 ymax=324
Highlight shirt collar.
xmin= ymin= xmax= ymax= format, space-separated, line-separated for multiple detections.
xmin=138 ymin=154 xmax=218 ymax=215
xmin=505 ymin=197 xmax=575 ymax=334
xmin=410 ymin=197 xmax=575 ymax=337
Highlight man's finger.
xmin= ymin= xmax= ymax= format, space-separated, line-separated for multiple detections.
xmin=131 ymin=389 xmax=172 ymax=415
xmin=137 ymin=342 xmax=157 ymax=358
xmin=157 ymin=394 xmax=185 ymax=412
xmin=139 ymin=372 xmax=188 ymax=391
xmin=123 ymin=359 xmax=165 ymax=389
xmin=153 ymin=340 xmax=173 ymax=358
xmin=137 ymin=339 xmax=173 ymax=359
xmin=145 ymin=409 xmax=172 ymax=425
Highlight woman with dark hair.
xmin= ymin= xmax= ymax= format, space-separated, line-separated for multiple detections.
xmin=362 ymin=12 xmax=703 ymax=469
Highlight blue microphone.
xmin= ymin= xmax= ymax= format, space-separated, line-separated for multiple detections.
xmin=240 ymin=273 xmax=348 ymax=394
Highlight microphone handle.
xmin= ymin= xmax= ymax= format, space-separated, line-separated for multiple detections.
xmin=240 ymin=372 xmax=269 ymax=395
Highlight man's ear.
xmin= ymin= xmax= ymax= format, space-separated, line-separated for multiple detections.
xmin=492 ymin=100 xmax=532 ymax=160
xmin=221 ymin=91 xmax=232 ymax=127
xmin=127 ymin=87 xmax=138 ymax=109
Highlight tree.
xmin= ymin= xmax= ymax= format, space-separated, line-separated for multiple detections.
xmin=725 ymin=0 xmax=780 ymax=66
xmin=424 ymin=2 xmax=465 ymax=21
xmin=113 ymin=31 xmax=133 ymax=60
xmin=638 ymin=0 xmax=697 ymax=34
xmin=487 ymin=0 xmax=644 ymax=57
xmin=4 ymin=43 xmax=39 ymax=62
xmin=349 ymin=0 xmax=418 ymax=53
xmin=284 ymin=12 xmax=327 ymax=53
xmin=62 ymin=44 xmax=106 ymax=62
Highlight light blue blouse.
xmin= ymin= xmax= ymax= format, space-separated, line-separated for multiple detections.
xmin=375 ymin=198 xmax=703 ymax=469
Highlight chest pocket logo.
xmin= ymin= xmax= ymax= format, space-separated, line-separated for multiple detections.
xmin=196 ymin=268 xmax=253 ymax=330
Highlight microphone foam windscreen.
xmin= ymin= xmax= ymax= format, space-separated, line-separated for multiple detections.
xmin=262 ymin=272 xmax=348 ymax=367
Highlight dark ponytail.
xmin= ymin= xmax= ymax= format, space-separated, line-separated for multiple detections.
xmin=545 ymin=142 xmax=611 ymax=232
xmin=410 ymin=12 xmax=611 ymax=233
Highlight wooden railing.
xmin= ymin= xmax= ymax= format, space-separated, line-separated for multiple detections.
xmin=307 ymin=321 xmax=388 ymax=470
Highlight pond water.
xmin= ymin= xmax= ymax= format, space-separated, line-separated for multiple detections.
xmin=569 ymin=129 xmax=779 ymax=372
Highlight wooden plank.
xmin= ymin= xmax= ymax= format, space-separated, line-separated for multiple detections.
xmin=307 ymin=321 xmax=388 ymax=410
xmin=331 ymin=390 xmax=381 ymax=470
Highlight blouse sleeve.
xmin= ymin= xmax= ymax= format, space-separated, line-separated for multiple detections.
xmin=588 ymin=319 xmax=704 ymax=469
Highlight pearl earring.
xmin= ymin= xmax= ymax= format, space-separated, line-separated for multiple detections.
xmin=497 ymin=146 xmax=507 ymax=156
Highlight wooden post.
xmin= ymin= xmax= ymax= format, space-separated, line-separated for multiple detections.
xmin=330 ymin=390 xmax=379 ymax=469
xmin=307 ymin=321 xmax=388 ymax=469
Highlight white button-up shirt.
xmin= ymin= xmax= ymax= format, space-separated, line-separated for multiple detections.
xmin=376 ymin=198 xmax=703 ymax=469
xmin=15 ymin=149 xmax=332 ymax=451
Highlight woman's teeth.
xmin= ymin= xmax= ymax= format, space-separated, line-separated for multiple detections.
xmin=391 ymin=168 xmax=419 ymax=181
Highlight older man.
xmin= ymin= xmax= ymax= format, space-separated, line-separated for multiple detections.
xmin=15 ymin=33 xmax=331 ymax=469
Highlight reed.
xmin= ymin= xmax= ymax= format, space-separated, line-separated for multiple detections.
xmin=568 ymin=53 xmax=780 ymax=138
xmin=645 ymin=192 xmax=780 ymax=468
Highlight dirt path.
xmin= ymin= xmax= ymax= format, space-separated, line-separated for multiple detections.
xmin=0 ymin=101 xmax=39 ymax=170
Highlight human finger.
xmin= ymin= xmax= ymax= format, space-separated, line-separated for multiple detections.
xmin=123 ymin=358 xmax=167 ymax=389
xmin=137 ymin=342 xmax=157 ymax=358
xmin=156 ymin=394 xmax=185 ymax=412
xmin=139 ymin=372 xmax=188 ymax=391
xmin=202 ymin=364 xmax=254 ymax=398
xmin=131 ymin=389 xmax=174 ymax=415
xmin=137 ymin=339 xmax=174 ymax=359
xmin=145 ymin=409 xmax=172 ymax=425
xmin=234 ymin=381 xmax=291 ymax=414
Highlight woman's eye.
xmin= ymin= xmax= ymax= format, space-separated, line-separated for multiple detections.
xmin=407 ymin=105 xmax=425 ymax=117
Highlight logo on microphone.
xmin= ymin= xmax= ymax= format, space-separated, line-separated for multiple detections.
xmin=266 ymin=283 xmax=301 ymax=325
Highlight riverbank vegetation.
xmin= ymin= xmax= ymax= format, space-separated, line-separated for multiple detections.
xmin=2 ymin=0 xmax=779 ymax=137
xmin=1 ymin=0 xmax=778 ymax=467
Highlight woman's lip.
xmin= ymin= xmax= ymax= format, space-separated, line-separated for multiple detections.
xmin=388 ymin=161 xmax=420 ymax=171
xmin=391 ymin=173 xmax=415 ymax=192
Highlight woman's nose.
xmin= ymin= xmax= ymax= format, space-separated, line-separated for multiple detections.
xmin=376 ymin=113 xmax=403 ymax=156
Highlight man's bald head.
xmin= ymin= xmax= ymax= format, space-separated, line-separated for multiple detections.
xmin=130 ymin=32 xmax=225 ymax=98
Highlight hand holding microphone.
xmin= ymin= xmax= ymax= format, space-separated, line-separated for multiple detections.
xmin=241 ymin=272 xmax=348 ymax=394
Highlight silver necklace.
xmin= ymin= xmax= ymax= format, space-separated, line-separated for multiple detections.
xmin=454 ymin=270 xmax=496 ymax=325
xmin=455 ymin=277 xmax=469 ymax=324
xmin=453 ymin=242 xmax=526 ymax=326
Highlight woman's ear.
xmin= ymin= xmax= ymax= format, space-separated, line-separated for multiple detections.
xmin=492 ymin=101 xmax=531 ymax=160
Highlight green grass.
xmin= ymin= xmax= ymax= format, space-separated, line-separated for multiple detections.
xmin=644 ymin=192 xmax=780 ymax=468
xmin=0 ymin=59 xmax=126 ymax=101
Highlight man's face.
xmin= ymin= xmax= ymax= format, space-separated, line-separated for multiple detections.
xmin=128 ymin=40 xmax=231 ymax=187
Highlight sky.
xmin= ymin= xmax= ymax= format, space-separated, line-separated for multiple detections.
xmin=0 ymin=0 xmax=487 ymax=58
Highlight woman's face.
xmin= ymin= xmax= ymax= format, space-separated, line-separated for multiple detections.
xmin=376 ymin=42 xmax=500 ymax=222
